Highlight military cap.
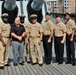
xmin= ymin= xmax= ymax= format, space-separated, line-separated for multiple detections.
xmin=65 ymin=12 xmax=70 ymax=16
xmin=30 ymin=14 xmax=38 ymax=20
xmin=45 ymin=12 xmax=50 ymax=16
xmin=1 ymin=13 xmax=9 ymax=18
xmin=19 ymin=14 xmax=26 ymax=18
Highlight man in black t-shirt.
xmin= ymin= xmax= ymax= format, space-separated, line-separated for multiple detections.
xmin=11 ymin=17 xmax=25 ymax=66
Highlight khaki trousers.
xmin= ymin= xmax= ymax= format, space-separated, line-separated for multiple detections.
xmin=0 ymin=38 xmax=9 ymax=66
xmin=26 ymin=43 xmax=31 ymax=62
xmin=30 ymin=37 xmax=43 ymax=64
xmin=25 ymin=38 xmax=31 ymax=62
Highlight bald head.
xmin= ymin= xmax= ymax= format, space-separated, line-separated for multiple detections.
xmin=14 ymin=17 xmax=20 ymax=25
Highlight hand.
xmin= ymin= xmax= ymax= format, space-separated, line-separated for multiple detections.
xmin=38 ymin=40 xmax=42 ymax=45
xmin=18 ymin=36 xmax=22 ymax=41
xmin=70 ymin=38 xmax=73 ymax=42
xmin=9 ymin=38 xmax=12 ymax=46
xmin=48 ymin=38 xmax=51 ymax=43
xmin=26 ymin=39 xmax=29 ymax=44
xmin=2 ymin=42 xmax=6 ymax=46
xmin=9 ymin=41 xmax=12 ymax=46
xmin=61 ymin=40 xmax=65 ymax=44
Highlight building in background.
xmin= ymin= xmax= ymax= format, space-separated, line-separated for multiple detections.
xmin=45 ymin=0 xmax=59 ymax=13
xmin=63 ymin=0 xmax=75 ymax=13
xmin=46 ymin=0 xmax=76 ymax=14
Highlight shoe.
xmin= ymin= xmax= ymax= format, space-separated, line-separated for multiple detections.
xmin=72 ymin=62 xmax=76 ymax=66
xmin=46 ymin=63 xmax=50 ymax=65
xmin=27 ymin=61 xmax=30 ymax=64
xmin=19 ymin=63 xmax=24 ymax=65
xmin=19 ymin=60 xmax=25 ymax=65
xmin=14 ymin=63 xmax=18 ymax=66
xmin=32 ymin=62 xmax=37 ymax=65
xmin=52 ymin=60 xmax=58 ymax=63
xmin=23 ymin=61 xmax=25 ymax=63
xmin=39 ymin=64 xmax=43 ymax=67
xmin=46 ymin=61 xmax=51 ymax=65
xmin=0 ymin=66 xmax=4 ymax=69
xmin=65 ymin=61 xmax=71 ymax=64
xmin=58 ymin=62 xmax=63 ymax=65
xmin=5 ymin=64 xmax=10 ymax=66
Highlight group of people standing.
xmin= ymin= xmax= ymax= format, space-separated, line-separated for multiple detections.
xmin=0 ymin=12 xmax=76 ymax=70
xmin=42 ymin=12 xmax=76 ymax=66
xmin=43 ymin=12 xmax=76 ymax=66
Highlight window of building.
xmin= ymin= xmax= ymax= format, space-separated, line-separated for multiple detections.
xmin=64 ymin=7 xmax=68 ymax=10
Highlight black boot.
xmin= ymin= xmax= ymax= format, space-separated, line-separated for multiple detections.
xmin=0 ymin=66 xmax=4 ymax=69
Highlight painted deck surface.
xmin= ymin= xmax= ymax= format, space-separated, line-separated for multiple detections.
xmin=0 ymin=42 xmax=76 ymax=75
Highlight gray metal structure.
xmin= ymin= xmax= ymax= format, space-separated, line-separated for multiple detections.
xmin=31 ymin=0 xmax=44 ymax=11
xmin=4 ymin=0 xmax=16 ymax=11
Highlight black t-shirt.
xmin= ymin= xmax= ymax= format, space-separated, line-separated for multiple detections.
xmin=11 ymin=24 xmax=25 ymax=42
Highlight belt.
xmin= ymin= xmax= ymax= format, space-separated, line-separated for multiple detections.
xmin=2 ymin=36 xmax=9 ymax=38
xmin=30 ymin=36 xmax=40 ymax=38
xmin=66 ymin=34 xmax=72 ymax=36
xmin=43 ymin=35 xmax=50 ymax=37
xmin=54 ymin=36 xmax=63 ymax=38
